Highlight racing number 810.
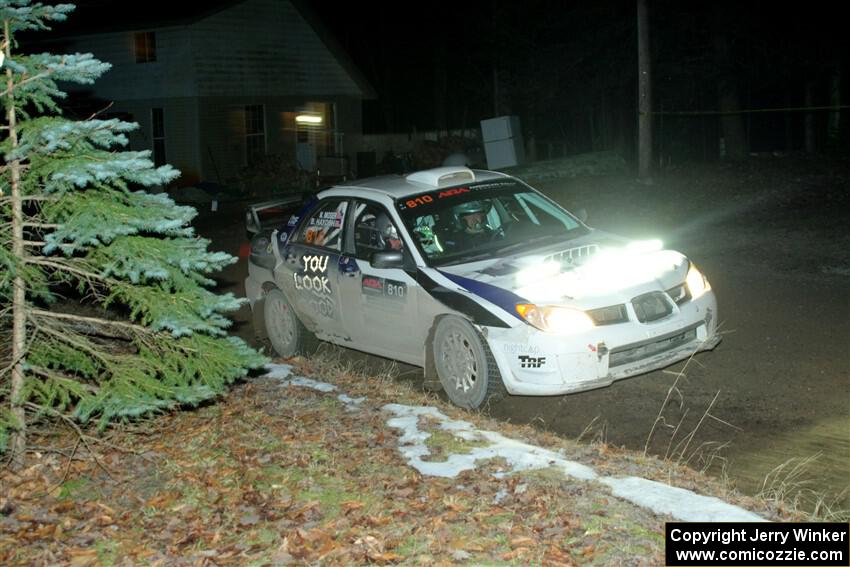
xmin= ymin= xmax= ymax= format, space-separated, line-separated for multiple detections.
xmin=405 ymin=195 xmax=433 ymax=209
xmin=387 ymin=282 xmax=405 ymax=297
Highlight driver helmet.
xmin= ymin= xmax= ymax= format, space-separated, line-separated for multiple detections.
xmin=453 ymin=200 xmax=487 ymax=233
xmin=375 ymin=213 xmax=402 ymax=250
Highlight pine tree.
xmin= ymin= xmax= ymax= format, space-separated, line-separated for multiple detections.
xmin=1 ymin=1 xmax=265 ymax=469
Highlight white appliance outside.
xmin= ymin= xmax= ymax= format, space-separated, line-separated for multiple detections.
xmin=480 ymin=115 xmax=525 ymax=169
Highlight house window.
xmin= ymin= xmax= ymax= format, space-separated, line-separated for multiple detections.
xmin=134 ymin=31 xmax=156 ymax=63
xmin=152 ymin=108 xmax=166 ymax=167
xmin=245 ymin=105 xmax=266 ymax=166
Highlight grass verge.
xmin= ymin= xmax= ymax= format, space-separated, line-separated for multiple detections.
xmin=0 ymin=350 xmax=823 ymax=566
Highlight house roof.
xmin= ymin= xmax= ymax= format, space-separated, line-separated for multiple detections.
xmin=49 ymin=1 xmax=241 ymax=34
xmin=43 ymin=0 xmax=376 ymax=99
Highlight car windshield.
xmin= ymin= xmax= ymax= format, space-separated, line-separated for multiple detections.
xmin=396 ymin=178 xmax=588 ymax=266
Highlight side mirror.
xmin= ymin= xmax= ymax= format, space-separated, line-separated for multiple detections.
xmin=370 ymin=251 xmax=405 ymax=269
xmin=575 ymin=208 xmax=588 ymax=223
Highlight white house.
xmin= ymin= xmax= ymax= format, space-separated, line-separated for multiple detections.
xmin=50 ymin=0 xmax=374 ymax=191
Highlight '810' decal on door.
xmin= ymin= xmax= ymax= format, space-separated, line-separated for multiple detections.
xmin=362 ymin=276 xmax=407 ymax=300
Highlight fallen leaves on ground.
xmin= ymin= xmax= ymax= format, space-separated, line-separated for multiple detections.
xmin=1 ymin=364 xmax=673 ymax=566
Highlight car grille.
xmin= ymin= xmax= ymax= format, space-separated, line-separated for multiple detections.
xmin=666 ymin=283 xmax=690 ymax=305
xmin=631 ymin=291 xmax=674 ymax=323
xmin=587 ymin=304 xmax=629 ymax=326
xmin=544 ymin=244 xmax=599 ymax=265
xmin=609 ymin=324 xmax=699 ymax=368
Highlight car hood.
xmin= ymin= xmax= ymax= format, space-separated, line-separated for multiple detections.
xmin=436 ymin=231 xmax=689 ymax=308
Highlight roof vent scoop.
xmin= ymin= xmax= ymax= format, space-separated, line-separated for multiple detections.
xmin=406 ymin=167 xmax=475 ymax=188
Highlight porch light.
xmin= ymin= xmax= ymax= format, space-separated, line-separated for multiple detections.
xmin=295 ymin=114 xmax=323 ymax=124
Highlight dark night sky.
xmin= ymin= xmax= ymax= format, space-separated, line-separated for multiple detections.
xmin=306 ymin=1 xmax=848 ymax=151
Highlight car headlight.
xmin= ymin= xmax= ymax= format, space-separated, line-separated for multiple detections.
xmin=685 ymin=261 xmax=711 ymax=300
xmin=515 ymin=304 xmax=595 ymax=334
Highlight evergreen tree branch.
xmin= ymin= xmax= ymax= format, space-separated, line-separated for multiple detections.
xmin=27 ymin=365 xmax=98 ymax=394
xmin=0 ymin=195 xmax=57 ymax=204
xmin=0 ymin=67 xmax=60 ymax=98
xmin=25 ymin=256 xmax=103 ymax=282
xmin=34 ymin=323 xmax=112 ymax=367
xmin=22 ymin=222 xmax=59 ymax=229
xmin=29 ymin=308 xmax=148 ymax=339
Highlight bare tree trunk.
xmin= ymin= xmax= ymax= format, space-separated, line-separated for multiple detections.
xmin=714 ymin=33 xmax=747 ymax=160
xmin=4 ymin=19 xmax=27 ymax=470
xmin=434 ymin=41 xmax=447 ymax=136
xmin=804 ymin=79 xmax=816 ymax=153
xmin=637 ymin=0 xmax=653 ymax=182
xmin=828 ymin=63 xmax=841 ymax=149
xmin=784 ymin=90 xmax=793 ymax=151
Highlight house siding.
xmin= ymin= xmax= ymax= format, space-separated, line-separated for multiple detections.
xmin=59 ymin=27 xmax=198 ymax=100
xmin=99 ymin=98 xmax=201 ymax=184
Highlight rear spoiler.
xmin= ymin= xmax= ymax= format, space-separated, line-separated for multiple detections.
xmin=244 ymin=194 xmax=310 ymax=236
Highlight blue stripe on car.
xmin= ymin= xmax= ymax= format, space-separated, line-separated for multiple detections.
xmin=436 ymin=271 xmax=527 ymax=322
xmin=415 ymin=270 xmax=511 ymax=328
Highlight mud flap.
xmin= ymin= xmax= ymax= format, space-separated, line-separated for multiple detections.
xmin=252 ymin=296 xmax=269 ymax=340
xmin=422 ymin=323 xmax=442 ymax=392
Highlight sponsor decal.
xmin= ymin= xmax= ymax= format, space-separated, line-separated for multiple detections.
xmin=309 ymin=296 xmax=335 ymax=318
xmin=503 ymin=343 xmax=541 ymax=355
xmin=404 ymin=195 xmax=434 ymax=209
xmin=309 ymin=210 xmax=343 ymax=228
xmin=518 ymin=355 xmax=547 ymax=369
xmin=362 ymin=276 xmax=406 ymax=300
xmin=338 ymin=256 xmax=359 ymax=276
xmin=437 ymin=187 xmax=471 ymax=199
xmin=292 ymin=256 xmax=331 ymax=296
xmin=294 ymin=255 xmax=333 ymax=317
xmin=277 ymin=227 xmax=294 ymax=247
xmin=397 ymin=181 xmax=518 ymax=212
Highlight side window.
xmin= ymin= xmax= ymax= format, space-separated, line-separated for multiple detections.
xmin=292 ymin=200 xmax=347 ymax=251
xmin=352 ymin=202 xmax=404 ymax=260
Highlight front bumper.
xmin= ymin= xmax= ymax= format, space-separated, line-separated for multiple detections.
xmin=484 ymin=292 xmax=721 ymax=396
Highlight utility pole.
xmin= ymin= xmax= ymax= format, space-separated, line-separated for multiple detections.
xmin=637 ymin=0 xmax=653 ymax=182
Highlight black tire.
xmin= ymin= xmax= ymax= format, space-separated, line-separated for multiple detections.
xmin=433 ymin=317 xmax=505 ymax=409
xmin=263 ymin=288 xmax=316 ymax=357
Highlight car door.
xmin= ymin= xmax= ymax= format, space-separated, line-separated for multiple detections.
xmin=274 ymin=198 xmax=349 ymax=342
xmin=337 ymin=200 xmax=423 ymax=365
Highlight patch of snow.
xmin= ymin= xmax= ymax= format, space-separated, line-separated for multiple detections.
xmin=263 ymin=363 xmax=293 ymax=380
xmin=384 ymin=404 xmax=597 ymax=481
xmin=383 ymin=403 xmax=762 ymax=522
xmin=267 ymin=365 xmax=364 ymax=410
xmin=337 ymin=394 xmax=367 ymax=411
xmin=263 ymin=367 xmax=764 ymax=522
xmin=286 ymin=376 xmax=337 ymax=392
xmin=601 ymin=477 xmax=765 ymax=522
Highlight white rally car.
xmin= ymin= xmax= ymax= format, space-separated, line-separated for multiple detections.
xmin=245 ymin=166 xmax=721 ymax=409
